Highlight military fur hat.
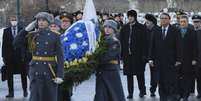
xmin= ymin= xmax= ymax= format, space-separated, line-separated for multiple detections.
xmin=103 ymin=20 xmax=118 ymax=31
xmin=35 ymin=12 xmax=54 ymax=23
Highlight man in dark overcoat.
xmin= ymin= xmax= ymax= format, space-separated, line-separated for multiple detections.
xmin=192 ymin=15 xmax=201 ymax=99
xmin=148 ymin=13 xmax=181 ymax=101
xmin=2 ymin=15 xmax=28 ymax=98
xmin=120 ymin=9 xmax=147 ymax=99
xmin=177 ymin=15 xmax=198 ymax=101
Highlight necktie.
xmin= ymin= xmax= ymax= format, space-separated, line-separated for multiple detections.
xmin=162 ymin=28 xmax=166 ymax=39
xmin=13 ymin=27 xmax=16 ymax=37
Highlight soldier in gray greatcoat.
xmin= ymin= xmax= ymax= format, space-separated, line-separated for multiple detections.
xmin=14 ymin=12 xmax=64 ymax=101
xmin=94 ymin=20 xmax=125 ymax=101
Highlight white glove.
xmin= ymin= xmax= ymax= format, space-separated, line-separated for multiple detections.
xmin=25 ymin=20 xmax=36 ymax=31
xmin=175 ymin=61 xmax=181 ymax=67
xmin=148 ymin=60 xmax=154 ymax=67
xmin=54 ymin=77 xmax=64 ymax=84
xmin=192 ymin=60 xmax=197 ymax=65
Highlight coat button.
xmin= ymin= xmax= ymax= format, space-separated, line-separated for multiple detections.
xmin=44 ymin=52 xmax=47 ymax=54
xmin=45 ymin=42 xmax=48 ymax=45
xmin=43 ymin=62 xmax=47 ymax=64
xmin=36 ymin=62 xmax=39 ymax=65
xmin=48 ymin=33 xmax=50 ymax=35
xmin=36 ymin=52 xmax=39 ymax=55
xmin=43 ymin=72 xmax=47 ymax=75
xmin=35 ymin=72 xmax=38 ymax=75
xmin=36 ymin=42 xmax=39 ymax=45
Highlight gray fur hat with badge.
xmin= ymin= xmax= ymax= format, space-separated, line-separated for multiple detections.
xmin=103 ymin=20 xmax=118 ymax=32
xmin=35 ymin=12 xmax=54 ymax=23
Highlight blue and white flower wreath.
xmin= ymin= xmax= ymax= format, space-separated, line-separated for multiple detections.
xmin=60 ymin=20 xmax=100 ymax=67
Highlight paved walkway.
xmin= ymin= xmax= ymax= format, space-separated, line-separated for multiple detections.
xmin=0 ymin=64 xmax=200 ymax=101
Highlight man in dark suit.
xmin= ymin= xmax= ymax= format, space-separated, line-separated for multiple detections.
xmin=2 ymin=16 xmax=28 ymax=98
xmin=120 ymin=9 xmax=147 ymax=99
xmin=149 ymin=13 xmax=181 ymax=101
xmin=177 ymin=15 xmax=198 ymax=101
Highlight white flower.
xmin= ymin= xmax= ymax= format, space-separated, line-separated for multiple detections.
xmin=63 ymin=37 xmax=68 ymax=41
xmin=74 ymin=27 xmax=79 ymax=31
xmin=75 ymin=33 xmax=83 ymax=38
xmin=70 ymin=43 xmax=78 ymax=50
xmin=82 ymin=41 xmax=88 ymax=46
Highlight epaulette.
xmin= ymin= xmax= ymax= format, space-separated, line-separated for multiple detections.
xmin=26 ymin=30 xmax=38 ymax=38
xmin=29 ymin=30 xmax=38 ymax=34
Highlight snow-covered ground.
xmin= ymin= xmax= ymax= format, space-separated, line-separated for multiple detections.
xmin=0 ymin=28 xmax=4 ymax=69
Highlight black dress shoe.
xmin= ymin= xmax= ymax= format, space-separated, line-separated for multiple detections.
xmin=127 ymin=94 xmax=133 ymax=99
xmin=5 ymin=93 xmax=14 ymax=98
xmin=197 ymin=94 xmax=201 ymax=98
xmin=183 ymin=97 xmax=189 ymax=101
xmin=139 ymin=92 xmax=146 ymax=98
xmin=23 ymin=91 xmax=28 ymax=97
xmin=150 ymin=93 xmax=156 ymax=97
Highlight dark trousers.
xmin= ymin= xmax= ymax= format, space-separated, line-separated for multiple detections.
xmin=7 ymin=73 xmax=27 ymax=93
xmin=57 ymin=85 xmax=72 ymax=101
xmin=198 ymin=68 xmax=201 ymax=95
xmin=127 ymin=73 xmax=146 ymax=95
xmin=190 ymin=67 xmax=201 ymax=95
xmin=178 ymin=75 xmax=193 ymax=99
xmin=159 ymin=74 xmax=178 ymax=101
xmin=150 ymin=67 xmax=159 ymax=93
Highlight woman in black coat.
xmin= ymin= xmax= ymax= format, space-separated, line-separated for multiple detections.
xmin=94 ymin=20 xmax=125 ymax=101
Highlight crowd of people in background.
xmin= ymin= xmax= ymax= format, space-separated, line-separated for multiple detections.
xmin=1 ymin=8 xmax=201 ymax=101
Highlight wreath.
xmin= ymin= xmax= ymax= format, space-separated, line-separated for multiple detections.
xmin=61 ymin=33 xmax=106 ymax=90
xmin=60 ymin=21 xmax=106 ymax=90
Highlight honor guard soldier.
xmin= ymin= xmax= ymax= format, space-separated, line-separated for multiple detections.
xmin=94 ymin=20 xmax=125 ymax=101
xmin=14 ymin=12 xmax=64 ymax=101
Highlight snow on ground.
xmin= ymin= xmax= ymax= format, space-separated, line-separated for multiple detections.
xmin=0 ymin=28 xmax=5 ymax=69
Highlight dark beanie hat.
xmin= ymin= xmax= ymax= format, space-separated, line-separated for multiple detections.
xmin=127 ymin=9 xmax=137 ymax=19
xmin=145 ymin=14 xmax=157 ymax=25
